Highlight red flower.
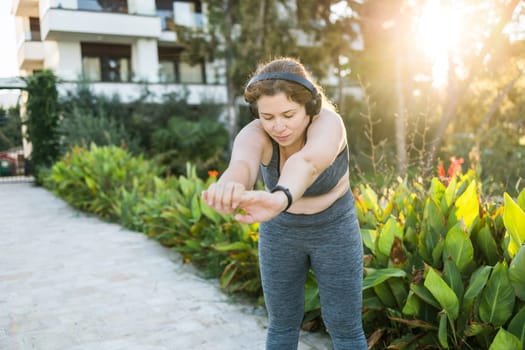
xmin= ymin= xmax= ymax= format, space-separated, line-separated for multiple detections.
xmin=208 ymin=170 xmax=219 ymax=178
xmin=448 ymin=156 xmax=464 ymax=177
xmin=437 ymin=156 xmax=464 ymax=185
xmin=438 ymin=163 xmax=445 ymax=178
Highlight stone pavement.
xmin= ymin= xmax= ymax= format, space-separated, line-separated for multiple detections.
xmin=0 ymin=183 xmax=332 ymax=350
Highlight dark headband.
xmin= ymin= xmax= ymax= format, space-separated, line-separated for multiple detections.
xmin=245 ymin=72 xmax=318 ymax=96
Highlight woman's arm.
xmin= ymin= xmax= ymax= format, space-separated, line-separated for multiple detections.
xmin=276 ymin=108 xmax=346 ymax=202
xmin=202 ymin=120 xmax=268 ymax=214
xmin=235 ymin=108 xmax=347 ymax=223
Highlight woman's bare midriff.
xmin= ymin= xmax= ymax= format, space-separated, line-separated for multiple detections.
xmin=286 ymin=169 xmax=350 ymax=214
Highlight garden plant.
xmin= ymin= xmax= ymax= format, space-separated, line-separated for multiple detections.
xmin=44 ymin=144 xmax=525 ymax=349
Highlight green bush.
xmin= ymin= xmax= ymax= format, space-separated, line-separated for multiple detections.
xmin=135 ymin=164 xmax=261 ymax=298
xmin=151 ymin=116 xmax=229 ymax=177
xmin=24 ymin=70 xmax=60 ymax=182
xmin=58 ymin=105 xmax=141 ymax=155
xmin=44 ymin=145 xmax=525 ymax=346
xmin=354 ymin=170 xmax=525 ymax=349
xmin=44 ymin=148 xmax=261 ymax=299
xmin=59 ymin=85 xmax=229 ymax=176
xmin=44 ymin=144 xmax=163 ymax=220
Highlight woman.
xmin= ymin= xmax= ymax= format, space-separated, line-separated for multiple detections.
xmin=202 ymin=57 xmax=367 ymax=350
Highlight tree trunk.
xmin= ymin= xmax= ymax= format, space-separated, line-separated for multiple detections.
xmin=223 ymin=0 xmax=238 ymax=150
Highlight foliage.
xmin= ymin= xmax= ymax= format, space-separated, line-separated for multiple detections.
xmin=134 ymin=165 xmax=262 ymax=298
xmin=44 ymin=145 xmax=525 ymax=346
xmin=23 ymin=70 xmax=60 ymax=183
xmin=58 ymin=105 xmax=141 ymax=155
xmin=44 ymin=144 xmax=163 ymax=221
xmin=44 ymin=148 xmax=261 ymax=299
xmin=59 ymin=85 xmax=229 ymax=176
xmin=353 ymin=168 xmax=525 ymax=349
xmin=151 ymin=116 xmax=229 ymax=176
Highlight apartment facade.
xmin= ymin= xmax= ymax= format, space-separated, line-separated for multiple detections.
xmin=12 ymin=0 xmax=227 ymax=104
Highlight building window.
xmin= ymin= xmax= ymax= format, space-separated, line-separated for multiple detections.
xmin=155 ymin=0 xmax=203 ymax=30
xmin=81 ymin=43 xmax=131 ymax=82
xmin=78 ymin=0 xmax=128 ymax=13
xmin=29 ymin=17 xmax=41 ymax=41
xmin=158 ymin=46 xmax=205 ymax=84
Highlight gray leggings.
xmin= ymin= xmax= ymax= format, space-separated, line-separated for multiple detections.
xmin=258 ymin=191 xmax=367 ymax=350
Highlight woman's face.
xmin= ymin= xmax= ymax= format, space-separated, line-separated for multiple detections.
xmin=257 ymin=92 xmax=310 ymax=148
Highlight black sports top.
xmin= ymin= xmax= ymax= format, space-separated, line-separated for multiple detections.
xmin=260 ymin=140 xmax=349 ymax=197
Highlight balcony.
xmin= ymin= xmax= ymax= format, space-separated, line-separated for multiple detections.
xmin=18 ymin=41 xmax=45 ymax=71
xmin=58 ymin=82 xmax=227 ymax=105
xmin=41 ymin=7 xmax=161 ymax=42
xmin=77 ymin=0 xmax=128 ymax=14
xmin=11 ymin=0 xmax=39 ymax=17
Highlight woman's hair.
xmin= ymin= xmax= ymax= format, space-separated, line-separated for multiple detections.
xmin=244 ymin=57 xmax=332 ymax=115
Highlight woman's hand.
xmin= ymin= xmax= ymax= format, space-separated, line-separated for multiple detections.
xmin=234 ymin=190 xmax=288 ymax=224
xmin=201 ymin=181 xmax=246 ymax=215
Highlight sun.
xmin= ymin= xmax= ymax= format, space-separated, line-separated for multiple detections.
xmin=412 ymin=0 xmax=466 ymax=88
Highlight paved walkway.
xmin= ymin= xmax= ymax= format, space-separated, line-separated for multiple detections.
xmin=0 ymin=183 xmax=332 ymax=350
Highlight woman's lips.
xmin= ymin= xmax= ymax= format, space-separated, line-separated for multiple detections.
xmin=275 ymin=135 xmax=289 ymax=142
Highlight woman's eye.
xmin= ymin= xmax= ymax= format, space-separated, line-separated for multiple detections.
xmin=283 ymin=113 xmax=294 ymax=118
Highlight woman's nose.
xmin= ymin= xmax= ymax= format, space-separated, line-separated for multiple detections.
xmin=273 ymin=119 xmax=285 ymax=132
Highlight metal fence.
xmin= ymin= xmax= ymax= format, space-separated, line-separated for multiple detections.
xmin=0 ymin=152 xmax=33 ymax=184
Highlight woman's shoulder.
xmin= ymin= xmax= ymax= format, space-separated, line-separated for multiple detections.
xmin=234 ymin=119 xmax=273 ymax=158
xmin=310 ymin=107 xmax=346 ymax=135
xmin=239 ymin=120 xmax=271 ymax=141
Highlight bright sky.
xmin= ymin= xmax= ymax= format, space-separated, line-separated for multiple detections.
xmin=0 ymin=1 xmax=19 ymax=78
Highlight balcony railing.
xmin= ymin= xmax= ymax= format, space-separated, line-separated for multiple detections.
xmin=77 ymin=0 xmax=128 ymax=14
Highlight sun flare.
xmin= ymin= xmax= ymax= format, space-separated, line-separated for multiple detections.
xmin=413 ymin=0 xmax=465 ymax=88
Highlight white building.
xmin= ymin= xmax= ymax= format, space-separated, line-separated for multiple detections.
xmin=11 ymin=0 xmax=227 ymax=104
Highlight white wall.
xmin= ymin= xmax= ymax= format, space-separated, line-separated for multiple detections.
xmin=132 ymin=39 xmax=159 ymax=83
xmin=44 ymin=41 xmax=81 ymax=81
xmin=128 ymin=0 xmax=156 ymax=16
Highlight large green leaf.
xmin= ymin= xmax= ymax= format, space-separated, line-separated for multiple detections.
xmin=464 ymin=266 xmax=492 ymax=300
xmin=191 ymin=194 xmax=202 ymax=221
xmin=424 ymin=268 xmax=459 ymax=320
xmin=377 ymin=218 xmax=403 ymax=256
xmin=374 ymin=282 xmax=396 ymax=308
xmin=443 ymin=260 xmax=464 ymax=303
xmin=402 ymin=291 xmax=420 ymax=316
xmin=474 ymin=226 xmax=500 ymax=266
xmin=503 ymin=193 xmax=525 ymax=258
xmin=509 ymin=245 xmax=525 ymax=301
xmin=454 ymin=181 xmax=479 ymax=233
xmin=410 ymin=283 xmax=440 ymax=310
xmin=429 ymin=177 xmax=446 ymax=206
xmin=361 ymin=228 xmax=377 ymax=253
xmin=488 ymin=328 xmax=522 ymax=350
xmin=508 ymin=306 xmax=525 ymax=347
xmin=362 ymin=268 xmax=407 ymax=290
xmin=438 ymin=312 xmax=449 ymax=349
xmin=200 ymin=198 xmax=222 ymax=224
xmin=479 ymin=262 xmax=515 ymax=327
xmin=388 ymin=277 xmax=409 ymax=309
xmin=304 ymin=272 xmax=321 ymax=312
xmin=441 ymin=176 xmax=457 ymax=213
xmin=443 ymin=223 xmax=474 ymax=274
xmin=360 ymin=184 xmax=379 ymax=213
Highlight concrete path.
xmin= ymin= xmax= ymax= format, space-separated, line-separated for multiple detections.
xmin=0 ymin=183 xmax=332 ymax=350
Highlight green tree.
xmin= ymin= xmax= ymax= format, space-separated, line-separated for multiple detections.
xmin=24 ymin=70 xmax=60 ymax=182
xmin=0 ymin=106 xmax=22 ymax=151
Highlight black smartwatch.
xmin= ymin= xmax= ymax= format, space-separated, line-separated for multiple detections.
xmin=271 ymin=185 xmax=293 ymax=212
